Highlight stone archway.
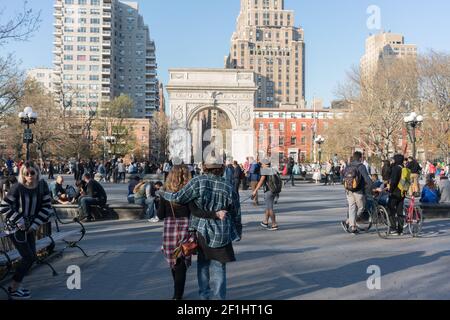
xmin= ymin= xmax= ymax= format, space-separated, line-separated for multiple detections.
xmin=189 ymin=106 xmax=233 ymax=163
xmin=166 ymin=69 xmax=257 ymax=164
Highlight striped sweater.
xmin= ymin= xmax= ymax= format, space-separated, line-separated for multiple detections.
xmin=0 ymin=180 xmax=53 ymax=234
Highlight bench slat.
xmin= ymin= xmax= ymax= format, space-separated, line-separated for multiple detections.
xmin=0 ymin=230 xmax=81 ymax=264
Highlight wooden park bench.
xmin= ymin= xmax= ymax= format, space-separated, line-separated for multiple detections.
xmin=0 ymin=208 xmax=87 ymax=300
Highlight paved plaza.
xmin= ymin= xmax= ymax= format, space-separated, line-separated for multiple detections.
xmin=5 ymin=179 xmax=450 ymax=300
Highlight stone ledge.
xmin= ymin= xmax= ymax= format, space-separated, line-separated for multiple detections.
xmin=421 ymin=203 xmax=450 ymax=219
xmin=53 ymin=204 xmax=145 ymax=221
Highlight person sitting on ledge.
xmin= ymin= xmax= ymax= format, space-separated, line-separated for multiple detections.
xmin=420 ymin=174 xmax=440 ymax=204
xmin=78 ymin=173 xmax=108 ymax=222
xmin=127 ymin=176 xmax=141 ymax=204
xmin=49 ymin=176 xmax=70 ymax=204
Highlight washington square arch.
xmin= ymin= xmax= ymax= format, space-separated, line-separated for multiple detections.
xmin=166 ymin=69 xmax=258 ymax=164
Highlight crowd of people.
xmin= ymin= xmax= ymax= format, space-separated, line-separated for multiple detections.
xmin=1 ymin=152 xmax=449 ymax=300
xmin=340 ymin=153 xmax=450 ymax=236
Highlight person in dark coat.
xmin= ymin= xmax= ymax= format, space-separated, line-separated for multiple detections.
xmin=381 ymin=160 xmax=392 ymax=187
xmin=232 ymin=161 xmax=242 ymax=196
xmin=387 ymin=154 xmax=406 ymax=235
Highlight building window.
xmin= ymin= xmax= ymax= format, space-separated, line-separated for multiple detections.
xmin=291 ymin=123 xmax=296 ymax=131
xmin=291 ymin=136 xmax=296 ymax=145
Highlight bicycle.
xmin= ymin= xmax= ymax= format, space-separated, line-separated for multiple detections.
xmin=354 ymin=198 xmax=391 ymax=240
xmin=403 ymin=195 xmax=424 ymax=238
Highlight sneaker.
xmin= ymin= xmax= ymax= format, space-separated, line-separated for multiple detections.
xmin=268 ymin=225 xmax=279 ymax=231
xmin=8 ymin=286 xmax=30 ymax=294
xmin=349 ymin=227 xmax=359 ymax=235
xmin=8 ymin=288 xmax=31 ymax=300
xmin=260 ymin=222 xmax=269 ymax=229
xmin=18 ymin=287 xmax=30 ymax=295
xmin=149 ymin=217 xmax=160 ymax=223
xmin=340 ymin=221 xmax=350 ymax=233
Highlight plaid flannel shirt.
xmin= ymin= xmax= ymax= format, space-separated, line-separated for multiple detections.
xmin=162 ymin=217 xmax=192 ymax=268
xmin=161 ymin=174 xmax=242 ymax=248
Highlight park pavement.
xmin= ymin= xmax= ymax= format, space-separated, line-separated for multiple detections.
xmin=5 ymin=178 xmax=450 ymax=300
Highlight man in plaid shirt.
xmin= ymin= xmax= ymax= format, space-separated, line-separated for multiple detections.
xmin=159 ymin=159 xmax=242 ymax=300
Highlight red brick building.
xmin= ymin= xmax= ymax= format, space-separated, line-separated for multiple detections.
xmin=254 ymin=108 xmax=343 ymax=164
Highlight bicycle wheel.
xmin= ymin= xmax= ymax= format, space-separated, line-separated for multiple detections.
xmin=356 ymin=209 xmax=373 ymax=232
xmin=408 ymin=207 xmax=424 ymax=238
xmin=375 ymin=206 xmax=390 ymax=239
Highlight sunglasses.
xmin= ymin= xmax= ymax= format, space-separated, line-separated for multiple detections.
xmin=25 ymin=171 xmax=36 ymax=177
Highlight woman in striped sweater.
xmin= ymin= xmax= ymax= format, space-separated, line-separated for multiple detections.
xmin=0 ymin=161 xmax=53 ymax=299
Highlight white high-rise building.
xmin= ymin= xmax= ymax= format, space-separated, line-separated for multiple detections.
xmin=27 ymin=68 xmax=55 ymax=92
xmin=360 ymin=31 xmax=417 ymax=82
xmin=53 ymin=0 xmax=159 ymax=118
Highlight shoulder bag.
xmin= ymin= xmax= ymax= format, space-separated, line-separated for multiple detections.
xmin=169 ymin=201 xmax=198 ymax=258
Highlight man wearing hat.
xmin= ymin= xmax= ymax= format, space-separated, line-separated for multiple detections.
xmin=158 ymin=156 xmax=242 ymax=300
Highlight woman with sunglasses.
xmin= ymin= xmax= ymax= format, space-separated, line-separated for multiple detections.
xmin=0 ymin=161 xmax=53 ymax=299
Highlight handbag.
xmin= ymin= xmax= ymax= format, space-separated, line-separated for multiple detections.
xmin=169 ymin=201 xmax=198 ymax=258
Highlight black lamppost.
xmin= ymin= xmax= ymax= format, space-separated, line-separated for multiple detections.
xmin=105 ymin=136 xmax=116 ymax=157
xmin=19 ymin=106 xmax=38 ymax=161
xmin=315 ymin=135 xmax=325 ymax=165
xmin=404 ymin=112 xmax=423 ymax=159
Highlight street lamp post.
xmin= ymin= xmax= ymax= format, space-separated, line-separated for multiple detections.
xmin=404 ymin=112 xmax=424 ymax=159
xmin=315 ymin=135 xmax=325 ymax=166
xmin=19 ymin=106 xmax=38 ymax=161
xmin=104 ymin=136 xmax=116 ymax=157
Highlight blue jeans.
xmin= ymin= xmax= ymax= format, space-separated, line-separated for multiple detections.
xmin=197 ymin=255 xmax=227 ymax=300
xmin=135 ymin=197 xmax=156 ymax=219
xmin=79 ymin=196 xmax=104 ymax=219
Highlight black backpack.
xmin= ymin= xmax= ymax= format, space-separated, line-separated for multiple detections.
xmin=267 ymin=173 xmax=283 ymax=194
xmin=343 ymin=165 xmax=363 ymax=192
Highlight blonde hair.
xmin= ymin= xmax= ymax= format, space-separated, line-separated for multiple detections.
xmin=18 ymin=162 xmax=42 ymax=188
xmin=164 ymin=165 xmax=192 ymax=193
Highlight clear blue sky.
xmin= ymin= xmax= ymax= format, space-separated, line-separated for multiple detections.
xmin=2 ymin=0 xmax=450 ymax=107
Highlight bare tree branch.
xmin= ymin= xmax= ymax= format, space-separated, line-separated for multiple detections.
xmin=0 ymin=1 xmax=41 ymax=46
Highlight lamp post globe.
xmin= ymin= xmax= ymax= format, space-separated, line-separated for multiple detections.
xmin=315 ymin=136 xmax=325 ymax=165
xmin=19 ymin=106 xmax=38 ymax=161
xmin=404 ymin=112 xmax=423 ymax=159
